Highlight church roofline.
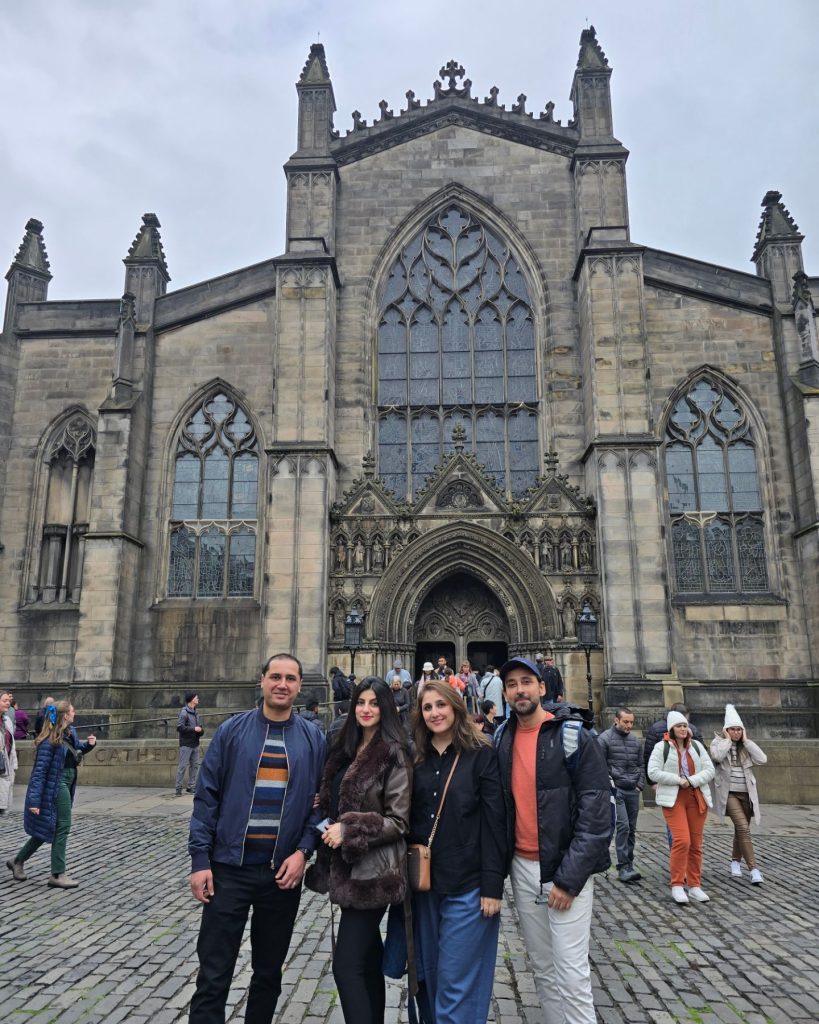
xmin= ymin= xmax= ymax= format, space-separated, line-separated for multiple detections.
xmin=642 ymin=246 xmax=773 ymax=314
xmin=330 ymin=65 xmax=579 ymax=166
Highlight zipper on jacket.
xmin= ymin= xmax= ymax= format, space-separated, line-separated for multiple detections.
xmin=240 ymin=719 xmax=269 ymax=866
xmin=271 ymin=725 xmax=290 ymax=870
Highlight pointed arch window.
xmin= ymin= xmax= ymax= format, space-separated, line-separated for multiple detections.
xmin=376 ymin=205 xmax=539 ymax=498
xmin=664 ymin=379 xmax=769 ymax=595
xmin=29 ymin=414 xmax=96 ymax=604
xmin=167 ymin=392 xmax=259 ymax=598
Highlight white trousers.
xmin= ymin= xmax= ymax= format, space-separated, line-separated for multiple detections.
xmin=510 ymin=855 xmax=596 ymax=1024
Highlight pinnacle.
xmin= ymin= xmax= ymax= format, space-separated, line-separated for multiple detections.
xmin=752 ymin=190 xmax=802 ymax=262
xmin=576 ymin=25 xmax=609 ymax=70
xmin=125 ymin=212 xmax=169 ymax=277
xmin=9 ymin=217 xmax=51 ymax=277
xmin=298 ymin=42 xmax=332 ymax=85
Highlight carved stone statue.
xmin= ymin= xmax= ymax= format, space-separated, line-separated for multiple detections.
xmin=562 ymin=603 xmax=576 ymax=637
xmin=560 ymin=539 xmax=572 ymax=570
xmin=335 ymin=537 xmax=347 ymax=571
xmin=540 ymin=538 xmax=553 ymax=570
xmin=579 ymin=538 xmax=592 ymax=569
xmin=371 ymin=537 xmax=385 ymax=571
xmin=521 ymin=536 xmax=534 ymax=560
xmin=333 ymin=605 xmax=345 ymax=637
xmin=353 ymin=540 xmax=366 ymax=573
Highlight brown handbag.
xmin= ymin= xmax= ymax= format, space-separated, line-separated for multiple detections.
xmin=407 ymin=753 xmax=460 ymax=892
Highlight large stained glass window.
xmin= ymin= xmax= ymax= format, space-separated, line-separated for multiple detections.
xmin=665 ymin=379 xmax=768 ymax=596
xmin=167 ymin=392 xmax=258 ymax=598
xmin=377 ymin=205 xmax=539 ymax=498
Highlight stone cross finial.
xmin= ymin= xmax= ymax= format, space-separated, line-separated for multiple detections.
xmin=439 ymin=60 xmax=466 ymax=91
xmin=362 ymin=450 xmax=376 ymax=478
xmin=544 ymin=451 xmax=559 ymax=474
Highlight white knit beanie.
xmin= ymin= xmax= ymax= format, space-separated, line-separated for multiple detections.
xmin=667 ymin=710 xmax=688 ymax=731
xmin=724 ymin=704 xmax=744 ymax=730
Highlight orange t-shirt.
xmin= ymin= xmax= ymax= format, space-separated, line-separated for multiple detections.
xmin=511 ymin=714 xmax=552 ymax=860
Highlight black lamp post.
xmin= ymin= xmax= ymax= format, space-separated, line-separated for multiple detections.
xmin=344 ymin=608 xmax=363 ymax=682
xmin=576 ymin=603 xmax=599 ymax=714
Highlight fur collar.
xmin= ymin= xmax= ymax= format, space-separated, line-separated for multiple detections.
xmin=320 ymin=734 xmax=399 ymax=813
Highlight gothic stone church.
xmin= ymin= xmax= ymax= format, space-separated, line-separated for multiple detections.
xmin=1 ymin=29 xmax=818 ymax=738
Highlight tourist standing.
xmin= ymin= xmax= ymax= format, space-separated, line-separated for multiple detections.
xmin=187 ymin=653 xmax=326 ymax=1023
xmin=495 ymin=658 xmax=611 ymax=1024
xmin=0 ymin=692 xmax=17 ymax=815
xmin=410 ymin=680 xmax=506 ymax=1023
xmin=306 ymin=677 xmax=411 ymax=1024
xmin=176 ymin=692 xmax=203 ymax=797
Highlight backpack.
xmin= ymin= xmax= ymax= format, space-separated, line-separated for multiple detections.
xmin=662 ymin=738 xmax=704 ymax=763
xmin=495 ymin=713 xmax=616 ymax=841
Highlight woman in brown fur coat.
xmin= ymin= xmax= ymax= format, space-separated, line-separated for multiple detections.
xmin=306 ymin=676 xmax=411 ymax=1024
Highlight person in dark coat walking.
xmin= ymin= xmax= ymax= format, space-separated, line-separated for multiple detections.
xmin=7 ymin=700 xmax=96 ymax=888
xmin=597 ymin=708 xmax=644 ymax=883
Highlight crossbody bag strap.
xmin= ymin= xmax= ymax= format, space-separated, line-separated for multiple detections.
xmin=427 ymin=753 xmax=460 ymax=849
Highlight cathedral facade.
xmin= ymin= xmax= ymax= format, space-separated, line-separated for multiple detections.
xmin=1 ymin=30 xmax=817 ymax=735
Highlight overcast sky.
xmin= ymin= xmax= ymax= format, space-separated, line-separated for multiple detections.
xmin=1 ymin=0 xmax=817 ymax=301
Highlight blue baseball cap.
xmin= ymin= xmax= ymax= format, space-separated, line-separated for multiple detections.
xmin=499 ymin=657 xmax=542 ymax=681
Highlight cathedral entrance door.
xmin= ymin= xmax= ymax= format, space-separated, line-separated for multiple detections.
xmin=414 ymin=642 xmax=456 ymax=681
xmin=413 ymin=572 xmax=511 ymax=680
xmin=466 ymin=641 xmax=508 ymax=677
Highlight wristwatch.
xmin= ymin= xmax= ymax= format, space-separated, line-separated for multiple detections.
xmin=298 ymin=847 xmax=313 ymax=861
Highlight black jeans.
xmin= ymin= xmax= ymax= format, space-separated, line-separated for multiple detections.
xmin=333 ymin=905 xmax=388 ymax=1024
xmin=189 ymin=862 xmax=301 ymax=1024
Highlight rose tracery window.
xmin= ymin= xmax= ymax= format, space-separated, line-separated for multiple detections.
xmin=167 ymin=393 xmax=259 ymax=598
xmin=664 ymin=380 xmax=769 ymax=595
xmin=377 ymin=205 xmax=539 ymax=498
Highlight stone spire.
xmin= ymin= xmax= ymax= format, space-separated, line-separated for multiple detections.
xmin=752 ymin=191 xmax=804 ymax=301
xmin=570 ymin=26 xmax=614 ymax=140
xmin=295 ymin=43 xmax=336 ymax=155
xmin=123 ymin=213 xmax=169 ymax=323
xmin=4 ymin=218 xmax=52 ymax=334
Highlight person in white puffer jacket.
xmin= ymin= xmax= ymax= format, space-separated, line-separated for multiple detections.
xmin=648 ymin=710 xmax=715 ymax=905
xmin=709 ymin=704 xmax=767 ymax=886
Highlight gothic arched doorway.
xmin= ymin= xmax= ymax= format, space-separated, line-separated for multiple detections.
xmin=413 ymin=572 xmax=510 ymax=679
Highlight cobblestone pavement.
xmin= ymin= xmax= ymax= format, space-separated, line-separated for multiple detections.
xmin=2 ymin=788 xmax=818 ymax=1023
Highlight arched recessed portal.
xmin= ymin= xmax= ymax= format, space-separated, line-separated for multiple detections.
xmin=413 ymin=572 xmax=510 ymax=678
xmin=368 ymin=524 xmax=559 ymax=677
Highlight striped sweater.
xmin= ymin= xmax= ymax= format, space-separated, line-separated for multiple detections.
xmin=243 ymin=721 xmax=288 ymax=864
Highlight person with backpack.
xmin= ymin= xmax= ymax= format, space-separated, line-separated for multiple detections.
xmin=647 ymin=710 xmax=715 ymax=905
xmin=495 ymin=657 xmax=611 ymax=1024
xmin=330 ymin=666 xmax=352 ymax=715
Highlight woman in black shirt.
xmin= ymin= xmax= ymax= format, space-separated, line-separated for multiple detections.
xmin=410 ymin=680 xmax=507 ymax=1024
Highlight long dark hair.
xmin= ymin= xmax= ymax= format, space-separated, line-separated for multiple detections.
xmin=335 ymin=676 xmax=408 ymax=759
xmin=412 ymin=680 xmax=489 ymax=764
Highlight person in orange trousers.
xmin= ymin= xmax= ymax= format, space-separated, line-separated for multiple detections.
xmin=648 ymin=710 xmax=716 ymax=904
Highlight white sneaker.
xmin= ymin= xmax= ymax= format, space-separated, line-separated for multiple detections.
xmin=750 ymin=868 xmax=764 ymax=885
xmin=730 ymin=860 xmax=742 ymax=877
xmin=671 ymin=885 xmax=689 ymax=904
xmin=687 ymin=886 xmax=710 ymax=902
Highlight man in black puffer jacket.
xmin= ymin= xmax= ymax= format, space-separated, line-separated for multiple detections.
xmin=495 ymin=657 xmax=610 ymax=1024
xmin=598 ymin=708 xmax=644 ymax=883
